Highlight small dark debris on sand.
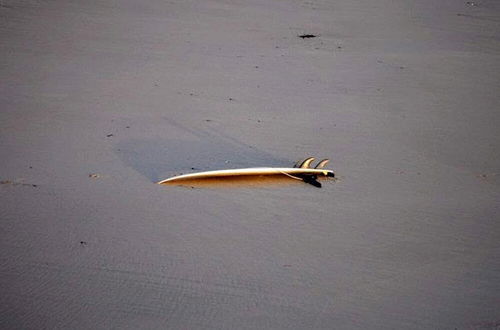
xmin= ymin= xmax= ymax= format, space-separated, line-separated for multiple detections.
xmin=299 ymin=34 xmax=316 ymax=39
xmin=80 ymin=241 xmax=87 ymax=245
xmin=476 ymin=173 xmax=497 ymax=181
xmin=89 ymin=173 xmax=100 ymax=178
xmin=106 ymin=134 xmax=114 ymax=137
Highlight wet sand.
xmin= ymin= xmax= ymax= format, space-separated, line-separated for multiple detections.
xmin=1 ymin=0 xmax=499 ymax=329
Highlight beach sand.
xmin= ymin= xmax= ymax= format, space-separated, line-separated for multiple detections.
xmin=1 ymin=0 xmax=499 ymax=328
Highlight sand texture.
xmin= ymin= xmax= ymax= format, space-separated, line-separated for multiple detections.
xmin=1 ymin=0 xmax=500 ymax=329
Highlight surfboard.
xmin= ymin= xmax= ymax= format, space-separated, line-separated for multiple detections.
xmin=157 ymin=157 xmax=335 ymax=187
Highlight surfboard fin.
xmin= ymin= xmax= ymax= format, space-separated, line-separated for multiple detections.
xmin=301 ymin=157 xmax=316 ymax=169
xmin=315 ymin=159 xmax=329 ymax=169
xmin=294 ymin=157 xmax=314 ymax=168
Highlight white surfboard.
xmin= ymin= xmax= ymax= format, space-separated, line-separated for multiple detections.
xmin=157 ymin=157 xmax=335 ymax=187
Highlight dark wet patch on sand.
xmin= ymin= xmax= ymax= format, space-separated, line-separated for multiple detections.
xmin=1 ymin=180 xmax=38 ymax=187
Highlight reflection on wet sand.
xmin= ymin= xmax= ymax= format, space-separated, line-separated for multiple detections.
xmin=159 ymin=174 xmax=334 ymax=188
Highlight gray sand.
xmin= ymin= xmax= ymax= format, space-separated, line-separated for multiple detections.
xmin=1 ymin=0 xmax=499 ymax=329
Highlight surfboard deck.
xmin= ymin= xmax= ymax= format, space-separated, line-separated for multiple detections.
xmin=157 ymin=167 xmax=334 ymax=184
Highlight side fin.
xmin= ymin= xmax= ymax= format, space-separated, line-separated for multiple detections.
xmin=293 ymin=158 xmax=306 ymax=168
xmin=293 ymin=157 xmax=315 ymax=168
xmin=315 ymin=159 xmax=330 ymax=169
xmin=300 ymin=157 xmax=316 ymax=168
